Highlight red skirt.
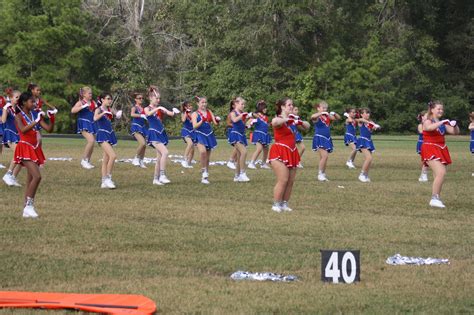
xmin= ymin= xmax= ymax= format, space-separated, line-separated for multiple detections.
xmin=420 ymin=142 xmax=451 ymax=166
xmin=14 ymin=141 xmax=46 ymax=166
xmin=268 ymin=143 xmax=300 ymax=168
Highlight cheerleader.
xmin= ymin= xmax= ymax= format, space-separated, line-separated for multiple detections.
xmin=343 ymin=107 xmax=358 ymax=169
xmin=180 ymin=101 xmax=195 ymax=169
xmin=311 ymin=101 xmax=340 ymax=181
xmin=268 ymin=98 xmax=310 ymax=212
xmin=145 ymin=86 xmax=179 ymax=185
xmin=28 ymin=83 xmax=57 ymax=125
xmin=421 ymin=101 xmax=459 ymax=207
xmin=0 ymin=93 xmax=5 ymax=169
xmin=225 ymin=102 xmax=238 ymax=170
xmin=228 ymin=97 xmax=251 ymax=182
xmin=2 ymin=90 xmax=22 ymax=187
xmin=191 ymin=96 xmax=219 ymax=184
xmin=94 ymin=93 xmax=120 ymax=189
xmin=356 ymin=108 xmax=381 ymax=182
xmin=417 ymin=111 xmax=429 ymax=182
xmin=71 ymin=87 xmax=97 ymax=169
xmin=248 ymin=100 xmax=271 ymax=169
xmin=130 ymin=93 xmax=148 ymax=168
xmin=13 ymin=91 xmax=55 ymax=218
xmin=469 ymin=112 xmax=474 ymax=177
xmin=290 ymin=106 xmax=305 ymax=168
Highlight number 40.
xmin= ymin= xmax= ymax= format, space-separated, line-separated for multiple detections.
xmin=325 ymin=251 xmax=357 ymax=283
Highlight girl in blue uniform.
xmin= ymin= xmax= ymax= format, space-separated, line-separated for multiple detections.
xmin=248 ymin=100 xmax=271 ymax=169
xmin=0 ymin=94 xmax=6 ymax=169
xmin=1 ymin=90 xmax=22 ymax=187
xmin=130 ymin=93 xmax=148 ymax=168
xmin=417 ymin=111 xmax=429 ymax=182
xmin=191 ymin=96 xmax=219 ymax=184
xmin=469 ymin=112 xmax=474 ymax=177
xmin=225 ymin=102 xmax=238 ymax=170
xmin=145 ymin=86 xmax=180 ymax=186
xmin=180 ymin=101 xmax=195 ymax=168
xmin=291 ymin=106 xmax=305 ymax=168
xmin=71 ymin=87 xmax=97 ymax=169
xmin=356 ymin=108 xmax=381 ymax=182
xmin=94 ymin=93 xmax=119 ymax=189
xmin=311 ymin=101 xmax=340 ymax=181
xmin=343 ymin=107 xmax=358 ymax=169
xmin=229 ymin=97 xmax=250 ymax=182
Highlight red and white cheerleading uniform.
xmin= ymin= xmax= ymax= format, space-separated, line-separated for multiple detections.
xmin=14 ymin=111 xmax=46 ymax=166
xmin=420 ymin=122 xmax=451 ymax=166
xmin=268 ymin=117 xmax=300 ymax=168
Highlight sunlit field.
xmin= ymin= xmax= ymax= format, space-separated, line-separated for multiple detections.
xmin=0 ymin=135 xmax=472 ymax=314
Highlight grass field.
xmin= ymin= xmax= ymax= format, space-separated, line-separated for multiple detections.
xmin=0 ymin=136 xmax=473 ymax=314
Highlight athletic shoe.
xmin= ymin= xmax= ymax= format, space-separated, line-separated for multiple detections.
xmin=201 ymin=178 xmax=210 ymax=184
xmin=260 ymin=163 xmax=271 ymax=169
xmin=202 ymin=171 xmax=209 ymax=179
xmin=272 ymin=204 xmax=282 ymax=213
xmin=11 ymin=177 xmax=21 ymax=187
xmin=346 ymin=160 xmax=356 ymax=169
xmin=139 ymin=160 xmax=147 ymax=168
xmin=317 ymin=174 xmax=329 ymax=182
xmin=132 ymin=157 xmax=140 ymax=166
xmin=181 ymin=160 xmax=193 ymax=169
xmin=248 ymin=162 xmax=257 ymax=169
xmin=358 ymin=174 xmax=370 ymax=183
xmin=233 ymin=175 xmax=239 ymax=182
xmin=0 ymin=164 xmax=6 ymax=169
xmin=280 ymin=201 xmax=293 ymax=212
xmin=101 ymin=178 xmax=116 ymax=189
xmin=237 ymin=173 xmax=250 ymax=182
xmin=429 ymin=198 xmax=445 ymax=208
xmin=418 ymin=173 xmax=428 ymax=182
xmin=81 ymin=159 xmax=94 ymax=169
xmin=159 ymin=175 xmax=171 ymax=184
xmin=226 ymin=161 xmax=236 ymax=170
xmin=22 ymin=205 xmax=39 ymax=218
xmin=297 ymin=163 xmax=303 ymax=169
xmin=2 ymin=173 xmax=15 ymax=186
xmin=153 ymin=178 xmax=164 ymax=186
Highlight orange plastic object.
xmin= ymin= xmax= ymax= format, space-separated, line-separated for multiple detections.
xmin=0 ymin=291 xmax=156 ymax=315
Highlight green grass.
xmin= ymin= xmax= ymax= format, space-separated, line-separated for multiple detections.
xmin=0 ymin=136 xmax=473 ymax=314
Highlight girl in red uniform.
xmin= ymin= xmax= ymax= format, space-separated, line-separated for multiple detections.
xmin=268 ymin=98 xmax=310 ymax=212
xmin=421 ymin=101 xmax=459 ymax=208
xmin=14 ymin=91 xmax=55 ymax=218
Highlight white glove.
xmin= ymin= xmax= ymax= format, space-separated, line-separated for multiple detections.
xmin=47 ymin=108 xmax=58 ymax=115
xmin=4 ymin=103 xmax=13 ymax=110
xmin=81 ymin=103 xmax=89 ymax=109
xmin=172 ymin=107 xmax=180 ymax=114
xmin=373 ymin=124 xmax=381 ymax=129
xmin=140 ymin=114 xmax=148 ymax=120
xmin=440 ymin=119 xmax=450 ymax=125
xmin=321 ymin=111 xmax=329 ymax=116
xmin=215 ymin=116 xmax=221 ymax=122
xmin=449 ymin=120 xmax=457 ymax=127
xmin=115 ymin=110 xmax=122 ymax=119
xmin=288 ymin=114 xmax=300 ymax=120
xmin=343 ymin=112 xmax=350 ymax=118
xmin=329 ymin=111 xmax=336 ymax=116
xmin=102 ymin=110 xmax=112 ymax=116
xmin=34 ymin=111 xmax=45 ymax=123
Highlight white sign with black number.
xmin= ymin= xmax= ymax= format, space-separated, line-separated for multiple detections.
xmin=321 ymin=250 xmax=360 ymax=283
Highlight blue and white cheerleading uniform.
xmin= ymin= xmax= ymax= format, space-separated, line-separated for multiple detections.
xmin=357 ymin=123 xmax=376 ymax=152
xmin=96 ymin=107 xmax=117 ymax=146
xmin=251 ymin=114 xmax=272 ymax=146
xmin=76 ymin=100 xmax=97 ymax=134
xmin=130 ymin=105 xmax=148 ymax=138
xmin=228 ymin=111 xmax=247 ymax=146
xmin=312 ymin=114 xmax=334 ymax=152
xmin=417 ymin=133 xmax=423 ymax=154
xmin=180 ymin=111 xmax=195 ymax=142
xmin=290 ymin=124 xmax=303 ymax=143
xmin=344 ymin=121 xmax=357 ymax=146
xmin=2 ymin=104 xmax=20 ymax=145
xmin=31 ymin=99 xmax=44 ymax=131
xmin=470 ymin=129 xmax=474 ymax=153
xmin=194 ymin=110 xmax=217 ymax=150
xmin=146 ymin=108 xmax=169 ymax=146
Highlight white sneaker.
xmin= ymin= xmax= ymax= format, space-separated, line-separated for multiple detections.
xmin=358 ymin=174 xmax=370 ymax=183
xmin=201 ymin=178 xmax=210 ymax=184
xmin=181 ymin=160 xmax=193 ymax=169
xmin=238 ymin=173 xmax=250 ymax=182
xmin=11 ymin=177 xmax=21 ymax=187
xmin=346 ymin=161 xmax=356 ymax=169
xmin=139 ymin=160 xmax=147 ymax=168
xmin=418 ymin=173 xmax=428 ymax=182
xmin=81 ymin=159 xmax=94 ymax=169
xmin=248 ymin=162 xmax=257 ymax=169
xmin=280 ymin=202 xmax=293 ymax=212
xmin=260 ymin=163 xmax=271 ymax=169
xmin=297 ymin=163 xmax=303 ymax=169
xmin=0 ymin=163 xmax=6 ymax=169
xmin=3 ymin=173 xmax=15 ymax=186
xmin=202 ymin=171 xmax=209 ymax=179
xmin=233 ymin=175 xmax=239 ymax=182
xmin=101 ymin=178 xmax=116 ymax=189
xmin=272 ymin=204 xmax=282 ymax=213
xmin=22 ymin=205 xmax=39 ymax=218
xmin=153 ymin=178 xmax=164 ymax=185
xmin=317 ymin=173 xmax=329 ymax=182
xmin=429 ymin=198 xmax=445 ymax=208
xmin=132 ymin=157 xmax=140 ymax=166
xmin=159 ymin=175 xmax=171 ymax=184
xmin=226 ymin=161 xmax=236 ymax=170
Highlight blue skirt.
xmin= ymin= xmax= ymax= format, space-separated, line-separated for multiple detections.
xmin=226 ymin=128 xmax=232 ymax=143
xmin=0 ymin=123 xmax=3 ymax=136
xmin=130 ymin=123 xmax=148 ymax=138
xmin=195 ymin=131 xmax=217 ymax=150
xmin=147 ymin=128 xmax=169 ymax=146
xmin=251 ymin=130 xmax=272 ymax=146
xmin=344 ymin=133 xmax=357 ymax=146
xmin=416 ymin=141 xmax=423 ymax=154
xmin=96 ymin=129 xmax=118 ymax=146
xmin=295 ymin=131 xmax=303 ymax=143
xmin=181 ymin=127 xmax=195 ymax=142
xmin=357 ymin=137 xmax=375 ymax=152
xmin=77 ymin=118 xmax=97 ymax=134
xmin=470 ymin=140 xmax=473 ymax=153
xmin=2 ymin=128 xmax=19 ymax=144
xmin=312 ymin=135 xmax=333 ymax=153
xmin=229 ymin=130 xmax=247 ymax=146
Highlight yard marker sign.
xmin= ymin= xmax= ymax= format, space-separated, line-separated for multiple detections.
xmin=321 ymin=250 xmax=360 ymax=283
